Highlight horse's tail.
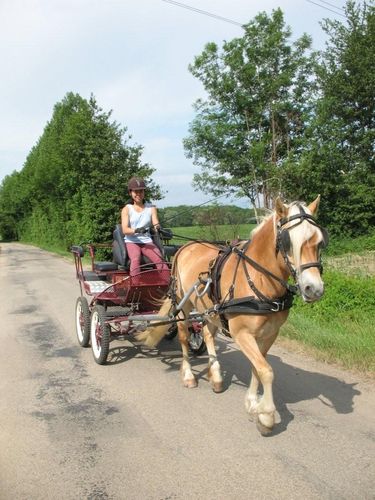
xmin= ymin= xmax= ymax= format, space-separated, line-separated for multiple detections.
xmin=137 ymin=297 xmax=173 ymax=347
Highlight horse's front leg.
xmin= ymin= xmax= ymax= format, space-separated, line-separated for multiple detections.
xmin=245 ymin=368 xmax=260 ymax=415
xmin=203 ymin=322 xmax=223 ymax=393
xmin=245 ymin=333 xmax=278 ymax=416
xmin=178 ymin=321 xmax=197 ymax=388
xmin=232 ymin=327 xmax=277 ymax=435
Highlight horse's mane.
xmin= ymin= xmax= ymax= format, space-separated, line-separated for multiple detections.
xmin=250 ymin=210 xmax=274 ymax=237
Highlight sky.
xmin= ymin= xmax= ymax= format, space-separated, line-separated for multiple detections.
xmin=0 ymin=0 xmax=346 ymax=208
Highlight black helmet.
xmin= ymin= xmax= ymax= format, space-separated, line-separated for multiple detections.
xmin=128 ymin=177 xmax=146 ymax=191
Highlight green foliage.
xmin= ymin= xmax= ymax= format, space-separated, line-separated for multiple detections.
xmin=282 ymin=1 xmax=375 ymax=236
xmin=0 ymin=93 xmax=159 ymax=245
xmin=158 ymin=204 xmax=255 ymax=227
xmin=184 ymin=8 xmax=318 ymax=208
xmin=158 ymin=205 xmax=194 ymax=227
xmin=282 ymin=269 xmax=375 ymax=372
xmin=324 ymin=230 xmax=375 ymax=256
xmin=295 ymin=270 xmax=375 ymax=321
xmin=184 ymin=2 xmax=374 ymax=238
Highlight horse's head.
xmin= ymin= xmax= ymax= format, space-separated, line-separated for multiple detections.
xmin=275 ymin=196 xmax=328 ymax=303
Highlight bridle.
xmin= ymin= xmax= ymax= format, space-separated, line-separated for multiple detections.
xmin=276 ymin=204 xmax=329 ymax=282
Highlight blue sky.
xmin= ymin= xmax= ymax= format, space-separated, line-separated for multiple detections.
xmin=0 ymin=0 xmax=346 ymax=208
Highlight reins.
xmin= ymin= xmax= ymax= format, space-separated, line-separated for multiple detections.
xmin=232 ymin=243 xmax=299 ymax=296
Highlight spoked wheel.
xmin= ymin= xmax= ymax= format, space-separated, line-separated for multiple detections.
xmin=188 ymin=322 xmax=207 ymax=355
xmin=90 ymin=305 xmax=110 ymax=365
xmin=75 ymin=297 xmax=91 ymax=347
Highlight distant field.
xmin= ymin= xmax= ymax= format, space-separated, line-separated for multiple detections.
xmin=167 ymin=223 xmax=256 ymax=244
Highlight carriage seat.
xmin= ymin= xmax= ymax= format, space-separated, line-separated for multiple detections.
xmin=112 ymin=224 xmax=166 ymax=269
xmin=112 ymin=224 xmax=129 ymax=269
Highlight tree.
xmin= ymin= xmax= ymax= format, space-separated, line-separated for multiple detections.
xmin=0 ymin=93 xmax=160 ymax=246
xmin=282 ymin=1 xmax=375 ymax=235
xmin=184 ymin=8 xmax=318 ymax=210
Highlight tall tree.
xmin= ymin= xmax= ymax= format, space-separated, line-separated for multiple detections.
xmin=184 ymin=8 xmax=318 ymax=210
xmin=0 ymin=93 xmax=159 ymax=245
xmin=283 ymin=1 xmax=375 ymax=235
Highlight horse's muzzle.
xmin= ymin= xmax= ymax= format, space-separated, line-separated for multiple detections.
xmin=300 ymin=278 xmax=325 ymax=302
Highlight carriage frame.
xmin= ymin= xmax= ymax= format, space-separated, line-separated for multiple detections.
xmin=71 ymin=227 xmax=206 ymax=364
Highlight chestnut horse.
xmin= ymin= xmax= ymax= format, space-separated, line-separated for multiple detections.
xmin=138 ymin=197 xmax=328 ymax=434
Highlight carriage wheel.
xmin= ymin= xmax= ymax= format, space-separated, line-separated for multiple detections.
xmin=165 ymin=322 xmax=207 ymax=354
xmin=90 ymin=305 xmax=110 ymax=365
xmin=75 ymin=297 xmax=91 ymax=347
xmin=188 ymin=323 xmax=207 ymax=355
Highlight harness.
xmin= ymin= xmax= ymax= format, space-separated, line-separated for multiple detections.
xmin=205 ymin=241 xmax=295 ymax=333
xmin=205 ymin=206 xmax=327 ymax=332
xmin=168 ymin=206 xmax=328 ymax=334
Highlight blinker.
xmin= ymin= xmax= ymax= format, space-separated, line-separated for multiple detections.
xmin=280 ymin=230 xmax=291 ymax=253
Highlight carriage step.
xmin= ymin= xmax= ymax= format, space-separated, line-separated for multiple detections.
xmin=86 ymin=281 xmax=110 ymax=293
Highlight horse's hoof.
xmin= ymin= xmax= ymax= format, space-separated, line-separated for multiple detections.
xmin=211 ymin=381 xmax=223 ymax=393
xmin=256 ymin=413 xmax=274 ymax=436
xmin=256 ymin=418 xmax=273 ymax=436
xmin=183 ymin=378 xmax=198 ymax=389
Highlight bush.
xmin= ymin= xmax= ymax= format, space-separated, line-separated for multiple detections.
xmin=292 ymin=270 xmax=375 ymax=322
xmin=325 ymin=231 xmax=375 ymax=256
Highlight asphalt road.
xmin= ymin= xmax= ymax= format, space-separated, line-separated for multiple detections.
xmin=0 ymin=242 xmax=374 ymax=500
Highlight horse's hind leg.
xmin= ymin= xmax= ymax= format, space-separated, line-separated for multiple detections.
xmin=203 ymin=323 xmax=223 ymax=393
xmin=178 ymin=321 xmax=197 ymax=388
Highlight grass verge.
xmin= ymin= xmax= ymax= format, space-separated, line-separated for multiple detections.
xmin=280 ymin=270 xmax=375 ymax=376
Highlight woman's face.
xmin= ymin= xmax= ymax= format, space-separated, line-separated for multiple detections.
xmin=130 ymin=189 xmax=144 ymax=202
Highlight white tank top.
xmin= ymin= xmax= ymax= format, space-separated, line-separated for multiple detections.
xmin=124 ymin=203 xmax=153 ymax=244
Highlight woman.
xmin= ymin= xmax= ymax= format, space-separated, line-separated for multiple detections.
xmin=121 ymin=176 xmax=167 ymax=277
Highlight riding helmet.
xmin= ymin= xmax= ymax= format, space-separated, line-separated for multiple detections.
xmin=128 ymin=177 xmax=146 ymax=191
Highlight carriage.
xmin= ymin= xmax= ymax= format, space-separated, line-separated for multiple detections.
xmin=71 ymin=225 xmax=206 ymax=365
xmin=72 ymin=197 xmax=328 ymax=435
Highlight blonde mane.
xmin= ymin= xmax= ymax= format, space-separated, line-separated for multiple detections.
xmin=250 ymin=210 xmax=274 ymax=237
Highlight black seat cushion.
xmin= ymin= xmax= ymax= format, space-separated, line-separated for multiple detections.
xmin=94 ymin=261 xmax=118 ymax=272
xmin=113 ymin=225 xmax=129 ymax=268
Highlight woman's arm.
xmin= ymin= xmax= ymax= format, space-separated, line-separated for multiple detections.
xmin=151 ymin=206 xmax=160 ymax=230
xmin=121 ymin=206 xmax=137 ymax=235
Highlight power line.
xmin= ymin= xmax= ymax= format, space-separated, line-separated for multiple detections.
xmin=306 ymin=0 xmax=347 ymax=18
xmin=161 ymin=0 xmax=244 ymax=27
xmin=318 ymin=0 xmax=345 ymax=12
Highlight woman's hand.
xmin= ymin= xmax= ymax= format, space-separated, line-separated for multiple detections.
xmin=134 ymin=226 xmax=147 ymax=234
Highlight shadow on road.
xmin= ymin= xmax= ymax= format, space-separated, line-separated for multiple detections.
xmin=106 ymin=334 xmax=361 ymax=435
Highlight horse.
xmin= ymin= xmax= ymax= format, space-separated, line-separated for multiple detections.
xmin=137 ymin=196 xmax=328 ymax=434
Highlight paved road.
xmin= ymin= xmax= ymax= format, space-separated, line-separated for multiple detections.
xmin=0 ymin=243 xmax=374 ymax=500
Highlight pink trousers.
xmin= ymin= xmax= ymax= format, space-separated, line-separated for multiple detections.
xmin=125 ymin=242 xmax=168 ymax=276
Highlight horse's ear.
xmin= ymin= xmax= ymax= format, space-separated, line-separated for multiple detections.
xmin=308 ymin=195 xmax=321 ymax=216
xmin=275 ymin=197 xmax=288 ymax=218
